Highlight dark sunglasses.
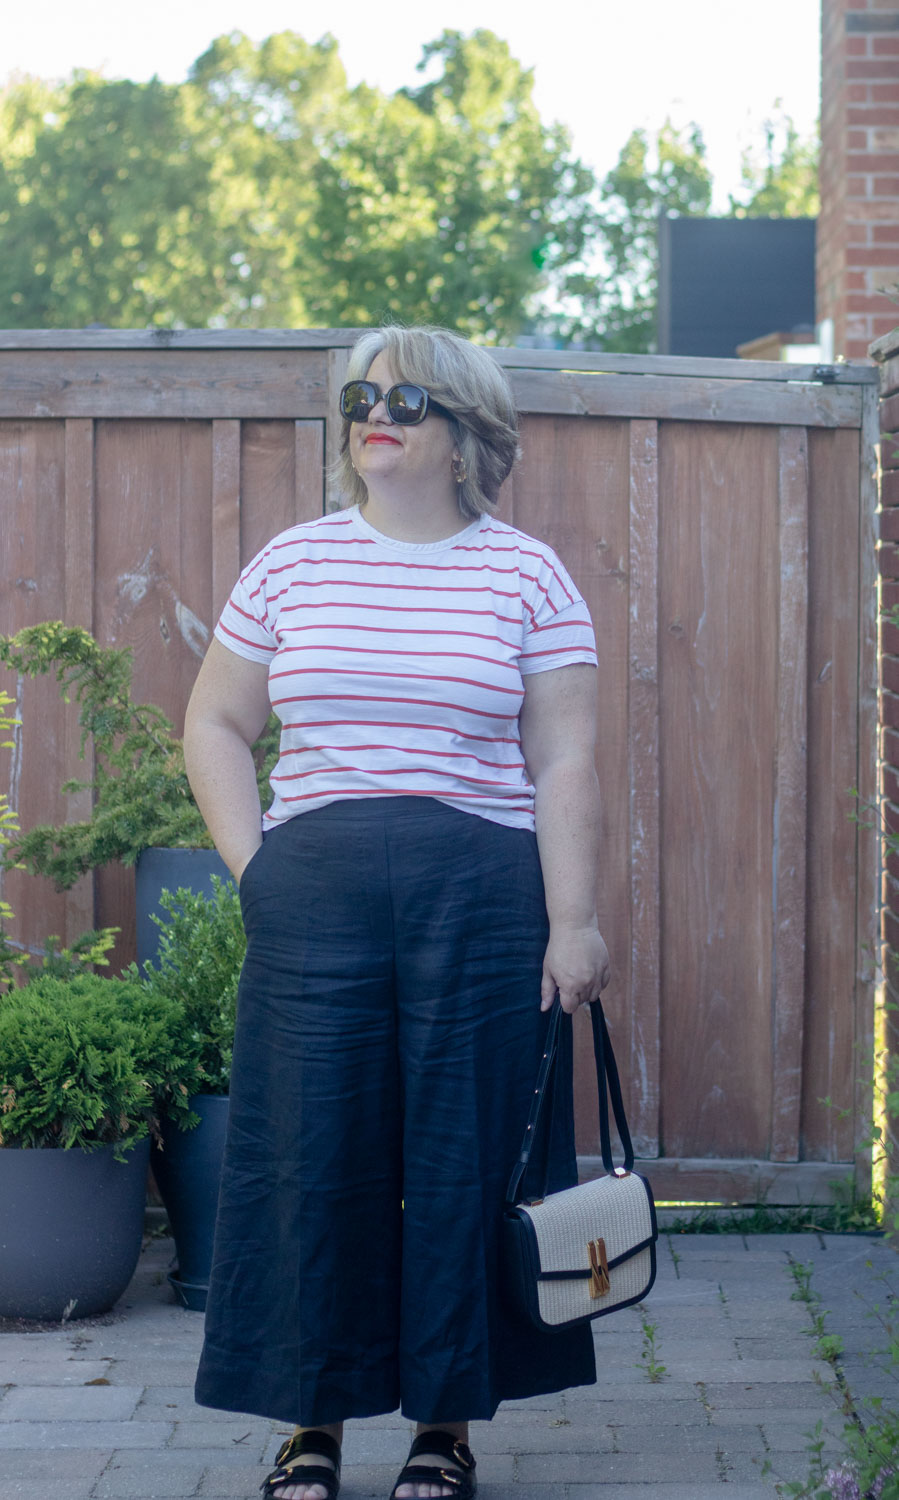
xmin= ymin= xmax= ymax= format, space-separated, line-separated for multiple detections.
xmin=339 ymin=380 xmax=452 ymax=426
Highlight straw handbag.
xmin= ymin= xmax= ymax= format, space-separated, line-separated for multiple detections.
xmin=502 ymin=998 xmax=657 ymax=1331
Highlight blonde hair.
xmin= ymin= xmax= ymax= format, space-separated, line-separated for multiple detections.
xmin=335 ymin=326 xmax=521 ymax=518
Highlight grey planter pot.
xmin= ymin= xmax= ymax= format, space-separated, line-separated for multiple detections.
xmin=0 ymin=1139 xmax=151 ymax=1320
xmin=135 ymin=847 xmax=232 ymax=968
xmin=151 ymin=1094 xmax=230 ymax=1312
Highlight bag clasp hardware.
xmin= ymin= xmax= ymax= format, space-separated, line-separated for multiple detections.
xmin=588 ymin=1237 xmax=611 ymax=1298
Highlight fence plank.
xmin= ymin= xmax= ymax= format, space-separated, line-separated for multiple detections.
xmin=507 ymin=368 xmax=862 ymax=429
xmin=0 ymin=351 xmax=329 ymax=419
xmin=496 ymin=347 xmax=877 ymax=385
xmin=63 ymin=419 xmax=97 ymax=942
xmin=325 ymin=348 xmax=352 ymax=513
xmin=212 ymin=421 xmax=241 ymax=624
xmin=770 ymin=427 xmax=809 ymax=1162
xmin=855 ymin=382 xmax=882 ymax=1198
xmin=627 ymin=419 xmax=661 ymax=1157
xmin=0 ymin=329 xmax=365 ymax=351
xmin=295 ymin=421 xmax=325 ymax=524
xmin=803 ymin=428 xmax=862 ymax=1163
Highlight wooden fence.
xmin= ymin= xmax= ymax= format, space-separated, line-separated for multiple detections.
xmin=0 ymin=330 xmax=881 ymax=1204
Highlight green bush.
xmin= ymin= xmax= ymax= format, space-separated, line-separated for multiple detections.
xmin=138 ymin=878 xmax=246 ymax=1099
xmin=0 ymin=972 xmax=197 ymax=1158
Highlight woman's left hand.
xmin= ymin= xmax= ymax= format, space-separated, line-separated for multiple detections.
xmin=540 ymin=924 xmax=611 ymax=1014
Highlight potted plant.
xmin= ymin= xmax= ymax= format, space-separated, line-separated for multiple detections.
xmin=0 ymin=970 xmax=196 ymax=1320
xmin=138 ymin=877 xmax=246 ymax=1311
xmin=0 ymin=622 xmax=276 ymax=961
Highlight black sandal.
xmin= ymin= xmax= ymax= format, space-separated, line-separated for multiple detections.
xmin=389 ymin=1430 xmax=477 ymax=1499
xmin=261 ymin=1429 xmax=342 ymax=1499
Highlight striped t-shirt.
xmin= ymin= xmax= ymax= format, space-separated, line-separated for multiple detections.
xmin=215 ymin=505 xmax=597 ymax=832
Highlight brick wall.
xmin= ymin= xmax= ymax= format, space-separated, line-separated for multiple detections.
xmin=819 ymin=0 xmax=899 ymax=358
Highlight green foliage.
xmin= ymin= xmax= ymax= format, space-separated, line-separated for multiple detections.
xmin=0 ymin=688 xmax=28 ymax=990
xmin=0 ymin=30 xmax=596 ymax=340
xmin=729 ymin=106 xmax=820 ymax=219
xmin=550 ymin=118 xmax=713 ymax=352
xmin=0 ymin=972 xmax=196 ymax=1158
xmin=0 ymin=622 xmax=276 ymax=887
xmin=137 ymin=878 xmax=246 ymax=1099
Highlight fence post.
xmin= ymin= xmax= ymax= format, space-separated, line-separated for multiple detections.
xmin=872 ymin=326 xmax=899 ymax=1238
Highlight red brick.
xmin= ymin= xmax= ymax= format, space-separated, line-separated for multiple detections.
xmin=873 ymin=84 xmax=899 ymax=100
xmin=849 ymin=129 xmax=870 ymax=148
xmin=882 ymin=689 xmax=899 ymax=731
xmin=846 ymin=247 xmax=899 ymax=263
xmin=880 ymin=542 xmax=899 ymax=577
xmin=848 ymin=83 xmax=871 ymax=102
xmin=874 ymin=224 xmax=899 ymax=240
xmin=883 ymin=653 xmax=899 ymax=693
xmin=883 ymin=906 xmax=899 ymax=955
xmin=849 ymin=108 xmax=899 ymax=125
xmin=884 ymin=846 xmax=899 ymax=888
xmin=874 ymin=38 xmax=899 ymax=57
xmin=874 ymin=177 xmax=899 ymax=192
xmin=882 ymin=622 xmax=899 ymax=658
xmin=881 ymin=511 xmax=899 ymax=545
xmin=884 ymin=760 xmax=899 ymax=806
xmin=848 ymin=294 xmax=899 ymax=311
xmin=848 ymin=152 xmax=899 ymax=170
xmin=883 ymin=469 xmax=899 ymax=506
xmin=849 ymin=223 xmax=872 ymax=243
xmin=848 ymin=175 xmax=871 ymax=194
xmin=848 ymin=271 xmax=868 ymax=289
xmin=849 ymin=35 xmax=870 ymax=56
xmin=848 ymin=60 xmax=899 ymax=78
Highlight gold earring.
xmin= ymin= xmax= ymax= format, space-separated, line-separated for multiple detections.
xmin=452 ymin=456 xmax=467 ymax=485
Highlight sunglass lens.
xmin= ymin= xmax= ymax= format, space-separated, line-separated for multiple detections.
xmin=386 ymin=385 xmax=429 ymax=424
xmin=340 ymin=381 xmax=377 ymax=420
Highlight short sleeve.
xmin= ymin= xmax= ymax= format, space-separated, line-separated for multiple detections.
xmin=519 ymin=546 xmax=597 ymax=676
xmin=213 ymin=554 xmax=278 ymax=665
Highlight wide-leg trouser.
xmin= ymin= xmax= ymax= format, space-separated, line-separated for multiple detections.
xmin=194 ymin=797 xmax=596 ymax=1425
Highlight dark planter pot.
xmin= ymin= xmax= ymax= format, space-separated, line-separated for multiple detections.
xmin=151 ymin=1093 xmax=230 ymax=1312
xmin=0 ymin=1139 xmax=151 ymax=1320
xmin=135 ymin=847 xmax=232 ymax=968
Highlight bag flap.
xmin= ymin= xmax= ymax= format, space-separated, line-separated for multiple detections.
xmin=514 ymin=1171 xmax=656 ymax=1274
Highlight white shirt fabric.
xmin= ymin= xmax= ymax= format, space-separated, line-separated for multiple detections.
xmin=215 ymin=505 xmax=597 ymax=832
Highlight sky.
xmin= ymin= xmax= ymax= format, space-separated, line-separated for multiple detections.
xmin=4 ymin=0 xmax=821 ymax=212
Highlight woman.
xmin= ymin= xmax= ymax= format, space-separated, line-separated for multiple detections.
xmin=184 ymin=326 xmax=610 ymax=1500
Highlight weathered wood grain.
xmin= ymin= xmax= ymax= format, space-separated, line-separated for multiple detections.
xmin=63 ymin=419 xmax=97 ymax=942
xmin=212 ymin=421 xmax=241 ymax=623
xmin=506 ymin=368 xmax=862 ymax=428
xmin=854 ymin=383 xmax=882 ymax=1199
xmin=496 ymin=347 xmax=878 ymax=385
xmin=0 ymin=351 xmax=329 ymax=419
xmin=295 ymin=421 xmax=325 ymax=525
xmin=658 ymin=423 xmax=778 ymax=1159
xmin=803 ymin=427 xmax=862 ymax=1165
xmin=627 ymin=419 xmax=661 ymax=1158
xmin=325 ymin=347 xmax=352 ymax=514
xmin=577 ymin=1155 xmax=854 ymax=1204
xmin=770 ymin=427 xmax=809 ymax=1162
xmin=0 ymin=329 xmax=365 ymax=351
xmin=239 ymin=422 xmax=300 ymax=565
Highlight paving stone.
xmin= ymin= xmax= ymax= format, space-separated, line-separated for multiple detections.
xmin=702 ymin=1380 xmax=825 ymax=1408
xmin=0 ymin=1483 xmax=97 ymax=1500
xmin=0 ymin=1360 xmax=112 ymax=1388
xmin=0 ymin=1421 xmax=172 ymax=1449
xmin=0 ymin=1448 xmax=108 ymax=1482
xmin=92 ymin=1463 xmax=208 ymax=1498
xmin=563 ymin=1488 xmax=776 ymax=1500
xmin=0 ymin=1384 xmax=142 ymax=1421
xmin=562 ymin=1450 xmax=723 ymax=1483
xmin=608 ymin=1420 xmax=767 ymax=1454
xmin=107 ymin=1360 xmax=200 ymax=1386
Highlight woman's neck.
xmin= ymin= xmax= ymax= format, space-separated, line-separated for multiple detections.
xmin=359 ymin=487 xmax=469 ymax=543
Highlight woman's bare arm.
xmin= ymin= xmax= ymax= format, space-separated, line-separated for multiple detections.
xmin=183 ymin=639 xmax=273 ymax=882
xmin=519 ymin=663 xmax=610 ymax=1014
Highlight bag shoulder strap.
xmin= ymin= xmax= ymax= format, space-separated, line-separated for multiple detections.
xmin=504 ymin=998 xmax=635 ymax=1207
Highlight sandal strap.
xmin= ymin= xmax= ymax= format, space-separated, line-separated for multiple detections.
xmin=262 ymin=1430 xmax=342 ymax=1497
xmin=407 ymin=1431 xmax=475 ymax=1470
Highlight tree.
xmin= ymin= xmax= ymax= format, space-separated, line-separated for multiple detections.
xmin=546 ymin=120 xmax=713 ymax=352
xmin=728 ymin=106 xmax=819 ymax=218
xmin=0 ymin=31 xmax=598 ymax=340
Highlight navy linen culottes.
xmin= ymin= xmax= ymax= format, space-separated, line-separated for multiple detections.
xmin=194 ymin=797 xmax=596 ymax=1425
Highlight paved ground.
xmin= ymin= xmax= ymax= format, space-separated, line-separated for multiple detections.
xmin=0 ymin=1224 xmax=894 ymax=1500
